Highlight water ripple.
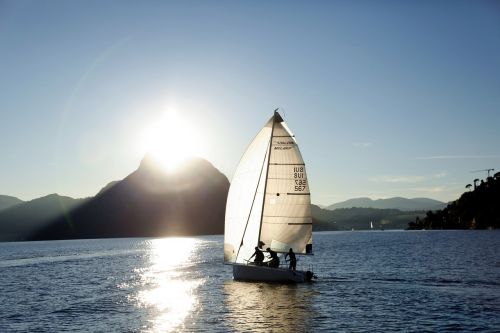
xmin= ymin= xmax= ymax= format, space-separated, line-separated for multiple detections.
xmin=1 ymin=232 xmax=499 ymax=332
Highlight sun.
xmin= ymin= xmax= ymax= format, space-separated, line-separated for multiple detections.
xmin=140 ymin=111 xmax=202 ymax=172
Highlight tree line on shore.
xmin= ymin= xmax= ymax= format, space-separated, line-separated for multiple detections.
xmin=408 ymin=171 xmax=500 ymax=230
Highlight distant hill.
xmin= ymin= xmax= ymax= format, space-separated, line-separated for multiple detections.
xmin=0 ymin=195 xmax=23 ymax=212
xmin=312 ymin=204 xmax=424 ymax=231
xmin=326 ymin=197 xmax=446 ymax=211
xmin=0 ymin=194 xmax=87 ymax=241
xmin=27 ymin=156 xmax=229 ymax=241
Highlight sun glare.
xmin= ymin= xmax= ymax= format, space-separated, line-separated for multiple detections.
xmin=141 ymin=111 xmax=203 ymax=172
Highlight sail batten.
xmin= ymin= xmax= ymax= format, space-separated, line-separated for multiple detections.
xmin=263 ymin=214 xmax=312 ymax=217
xmin=269 ymin=163 xmax=305 ymax=165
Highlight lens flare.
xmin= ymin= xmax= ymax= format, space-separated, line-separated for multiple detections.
xmin=140 ymin=110 xmax=203 ymax=172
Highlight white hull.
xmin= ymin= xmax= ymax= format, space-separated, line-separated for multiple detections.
xmin=232 ymin=263 xmax=313 ymax=283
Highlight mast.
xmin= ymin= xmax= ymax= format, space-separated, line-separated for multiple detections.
xmin=256 ymin=110 xmax=279 ymax=248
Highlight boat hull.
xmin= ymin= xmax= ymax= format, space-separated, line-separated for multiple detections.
xmin=232 ymin=263 xmax=313 ymax=283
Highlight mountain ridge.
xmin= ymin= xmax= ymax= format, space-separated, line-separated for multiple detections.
xmin=312 ymin=204 xmax=425 ymax=231
xmin=326 ymin=197 xmax=446 ymax=211
xmin=0 ymin=158 xmax=448 ymax=241
xmin=0 ymin=156 xmax=229 ymax=241
xmin=0 ymin=194 xmax=88 ymax=241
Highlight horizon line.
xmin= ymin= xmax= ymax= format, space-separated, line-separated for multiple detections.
xmin=415 ymin=155 xmax=500 ymax=160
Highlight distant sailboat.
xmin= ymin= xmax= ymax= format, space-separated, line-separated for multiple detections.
xmin=224 ymin=110 xmax=315 ymax=283
xmin=370 ymin=221 xmax=374 ymax=230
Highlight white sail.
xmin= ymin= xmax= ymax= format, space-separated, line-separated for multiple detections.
xmin=260 ymin=117 xmax=312 ymax=254
xmin=224 ymin=112 xmax=312 ymax=264
xmin=224 ymin=118 xmax=273 ymax=263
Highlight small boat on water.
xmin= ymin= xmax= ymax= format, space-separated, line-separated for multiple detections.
xmin=224 ymin=110 xmax=315 ymax=283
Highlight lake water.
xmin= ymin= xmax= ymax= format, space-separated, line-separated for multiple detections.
xmin=1 ymin=231 xmax=499 ymax=332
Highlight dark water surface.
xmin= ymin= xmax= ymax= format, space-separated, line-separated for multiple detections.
xmin=1 ymin=231 xmax=499 ymax=332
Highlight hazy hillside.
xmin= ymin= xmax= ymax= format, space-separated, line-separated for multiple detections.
xmin=312 ymin=205 xmax=425 ymax=231
xmin=0 ymin=194 xmax=87 ymax=241
xmin=28 ymin=156 xmax=229 ymax=241
xmin=326 ymin=197 xmax=445 ymax=211
xmin=96 ymin=181 xmax=120 ymax=196
xmin=0 ymin=195 xmax=23 ymax=211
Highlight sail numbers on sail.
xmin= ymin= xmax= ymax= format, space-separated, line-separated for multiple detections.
xmin=293 ymin=166 xmax=307 ymax=191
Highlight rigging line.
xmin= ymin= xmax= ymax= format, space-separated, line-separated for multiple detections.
xmin=234 ymin=133 xmax=271 ymax=263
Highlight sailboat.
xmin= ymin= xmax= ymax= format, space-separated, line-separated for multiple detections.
xmin=370 ymin=221 xmax=374 ymax=230
xmin=224 ymin=110 xmax=315 ymax=283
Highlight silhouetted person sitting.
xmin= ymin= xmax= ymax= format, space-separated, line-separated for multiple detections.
xmin=285 ymin=248 xmax=297 ymax=271
xmin=266 ymin=247 xmax=280 ymax=268
xmin=249 ymin=246 xmax=264 ymax=265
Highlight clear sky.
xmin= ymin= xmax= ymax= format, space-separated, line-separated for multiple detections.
xmin=1 ymin=0 xmax=499 ymax=205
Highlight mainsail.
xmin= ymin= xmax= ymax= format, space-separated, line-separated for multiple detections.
xmin=224 ymin=112 xmax=312 ymax=264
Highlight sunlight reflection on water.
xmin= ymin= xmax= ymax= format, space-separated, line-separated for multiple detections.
xmin=223 ymin=281 xmax=316 ymax=332
xmin=136 ymin=238 xmax=203 ymax=332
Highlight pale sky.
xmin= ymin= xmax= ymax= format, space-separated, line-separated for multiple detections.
xmin=1 ymin=0 xmax=499 ymax=205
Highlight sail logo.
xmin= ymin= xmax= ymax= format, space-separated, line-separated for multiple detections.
xmin=273 ymin=139 xmax=295 ymax=151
